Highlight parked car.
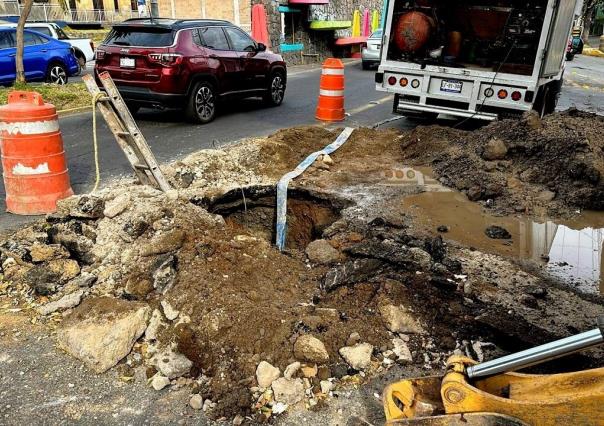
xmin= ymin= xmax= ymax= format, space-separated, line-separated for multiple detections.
xmin=0 ymin=28 xmax=79 ymax=86
xmin=3 ymin=22 xmax=95 ymax=67
xmin=566 ymin=39 xmax=575 ymax=61
xmin=95 ymin=18 xmax=287 ymax=124
xmin=362 ymin=29 xmax=382 ymax=70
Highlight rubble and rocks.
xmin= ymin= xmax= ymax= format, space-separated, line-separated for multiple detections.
xmin=320 ymin=380 xmax=334 ymax=394
xmin=36 ymin=289 xmax=84 ymax=315
xmin=300 ymin=364 xmax=318 ymax=378
xmin=152 ymin=347 xmax=193 ymax=379
xmin=379 ymin=304 xmax=424 ymax=334
xmin=305 ymin=239 xmax=340 ymax=265
xmin=103 ymin=194 xmax=131 ymax=218
xmin=256 ymin=361 xmax=281 ymax=388
xmin=392 ymin=338 xmax=413 ymax=364
xmin=293 ymin=335 xmax=329 ymax=364
xmin=189 ymin=394 xmax=203 ymax=410
xmin=57 ymin=297 xmax=150 ymax=373
xmin=29 ymin=243 xmax=69 ymax=263
xmin=339 ymin=343 xmax=373 ymax=371
xmin=1 ymin=118 xmax=603 ymax=422
xmin=485 ymin=225 xmax=512 ymax=240
xmin=482 ymin=138 xmax=508 ymax=161
xmin=160 ymin=300 xmax=179 ymax=321
xmin=151 ymin=374 xmax=171 ymax=391
xmin=271 ymin=378 xmax=305 ymax=405
xmin=283 ymin=362 xmax=301 ymax=379
xmin=145 ymin=309 xmax=165 ymax=341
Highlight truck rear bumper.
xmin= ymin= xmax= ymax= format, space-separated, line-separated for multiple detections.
xmin=376 ymin=67 xmax=534 ymax=121
xmin=392 ymin=95 xmax=497 ymax=121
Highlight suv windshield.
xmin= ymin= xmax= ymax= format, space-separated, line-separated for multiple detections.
xmin=105 ymin=27 xmax=174 ymax=47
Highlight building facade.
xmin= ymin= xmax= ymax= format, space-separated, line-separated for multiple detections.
xmin=0 ymin=0 xmax=383 ymax=64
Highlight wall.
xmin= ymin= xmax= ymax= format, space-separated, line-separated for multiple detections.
xmin=155 ymin=0 xmax=251 ymax=30
xmin=258 ymin=0 xmax=383 ymax=65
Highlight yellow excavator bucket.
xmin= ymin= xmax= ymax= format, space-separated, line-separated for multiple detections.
xmin=384 ymin=356 xmax=604 ymax=426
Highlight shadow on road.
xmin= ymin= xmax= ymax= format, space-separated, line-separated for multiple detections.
xmin=133 ymin=97 xmax=276 ymax=123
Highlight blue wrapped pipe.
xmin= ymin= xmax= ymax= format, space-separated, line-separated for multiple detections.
xmin=275 ymin=127 xmax=354 ymax=251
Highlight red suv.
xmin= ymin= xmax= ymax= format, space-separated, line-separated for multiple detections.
xmin=95 ymin=18 xmax=287 ymax=123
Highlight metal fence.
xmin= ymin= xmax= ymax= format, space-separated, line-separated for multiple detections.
xmin=0 ymin=2 xmax=137 ymax=23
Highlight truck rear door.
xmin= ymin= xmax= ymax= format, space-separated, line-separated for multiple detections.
xmin=541 ymin=0 xmax=577 ymax=77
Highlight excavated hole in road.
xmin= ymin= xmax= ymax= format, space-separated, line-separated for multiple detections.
xmin=201 ymin=185 xmax=350 ymax=251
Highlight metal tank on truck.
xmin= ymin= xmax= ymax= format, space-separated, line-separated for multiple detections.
xmin=375 ymin=0 xmax=578 ymax=121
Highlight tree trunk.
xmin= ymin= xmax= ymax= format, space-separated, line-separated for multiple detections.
xmin=582 ymin=7 xmax=594 ymax=43
xmin=16 ymin=0 xmax=35 ymax=85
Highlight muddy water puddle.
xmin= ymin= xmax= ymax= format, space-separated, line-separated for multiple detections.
xmin=391 ymin=168 xmax=604 ymax=294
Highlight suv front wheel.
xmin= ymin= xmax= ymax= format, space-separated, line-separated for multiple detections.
xmin=186 ymin=81 xmax=217 ymax=124
xmin=263 ymin=72 xmax=285 ymax=106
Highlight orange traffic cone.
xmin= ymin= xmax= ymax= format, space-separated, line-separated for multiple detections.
xmin=315 ymin=58 xmax=345 ymax=122
xmin=0 ymin=91 xmax=73 ymax=215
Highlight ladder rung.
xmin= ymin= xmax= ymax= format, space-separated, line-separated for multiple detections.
xmin=116 ymin=131 xmax=131 ymax=137
xmin=133 ymin=163 xmax=150 ymax=170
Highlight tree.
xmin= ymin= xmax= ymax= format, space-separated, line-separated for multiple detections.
xmin=15 ymin=0 xmax=34 ymax=84
xmin=581 ymin=0 xmax=604 ymax=43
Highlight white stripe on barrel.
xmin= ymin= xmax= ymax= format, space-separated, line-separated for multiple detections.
xmin=319 ymin=89 xmax=345 ymax=97
xmin=0 ymin=120 xmax=60 ymax=135
xmin=322 ymin=68 xmax=345 ymax=75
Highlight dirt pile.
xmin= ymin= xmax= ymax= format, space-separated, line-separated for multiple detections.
xmin=401 ymin=109 xmax=604 ymax=217
xmin=1 ymin=122 xmax=603 ymax=422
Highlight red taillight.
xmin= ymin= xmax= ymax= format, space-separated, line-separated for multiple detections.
xmin=399 ymin=77 xmax=409 ymax=87
xmin=497 ymin=89 xmax=508 ymax=99
xmin=95 ymin=50 xmax=105 ymax=60
xmin=388 ymin=76 xmax=397 ymax=85
xmin=148 ymin=53 xmax=183 ymax=66
xmin=511 ymin=91 xmax=522 ymax=101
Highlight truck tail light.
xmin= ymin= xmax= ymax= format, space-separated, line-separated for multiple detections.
xmin=497 ymin=89 xmax=508 ymax=99
xmin=149 ymin=53 xmax=183 ymax=66
xmin=95 ymin=49 xmax=105 ymax=60
xmin=388 ymin=76 xmax=397 ymax=85
xmin=511 ymin=91 xmax=522 ymax=101
xmin=484 ymin=88 xmax=494 ymax=98
xmin=411 ymin=79 xmax=420 ymax=88
xmin=399 ymin=77 xmax=408 ymax=87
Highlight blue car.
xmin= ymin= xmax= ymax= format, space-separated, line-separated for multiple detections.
xmin=0 ymin=27 xmax=79 ymax=86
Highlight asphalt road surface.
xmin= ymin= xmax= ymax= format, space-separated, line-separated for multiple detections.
xmin=1 ymin=55 xmax=603 ymax=231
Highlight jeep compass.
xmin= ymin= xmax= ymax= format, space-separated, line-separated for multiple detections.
xmin=95 ymin=18 xmax=287 ymax=123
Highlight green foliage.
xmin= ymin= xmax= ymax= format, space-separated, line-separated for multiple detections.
xmin=0 ymin=83 xmax=92 ymax=111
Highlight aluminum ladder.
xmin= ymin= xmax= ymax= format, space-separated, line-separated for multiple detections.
xmin=82 ymin=72 xmax=171 ymax=192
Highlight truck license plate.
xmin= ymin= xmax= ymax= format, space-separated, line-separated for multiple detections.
xmin=120 ymin=57 xmax=135 ymax=68
xmin=440 ymin=80 xmax=463 ymax=93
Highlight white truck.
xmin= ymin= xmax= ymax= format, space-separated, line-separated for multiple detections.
xmin=4 ymin=22 xmax=95 ymax=68
xmin=375 ymin=0 xmax=578 ymax=120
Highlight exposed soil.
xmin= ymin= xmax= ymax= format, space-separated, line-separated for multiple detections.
xmin=401 ymin=109 xmax=604 ymax=218
xmin=1 ymin=113 xmax=603 ymax=423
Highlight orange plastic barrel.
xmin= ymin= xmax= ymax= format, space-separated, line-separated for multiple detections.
xmin=315 ymin=58 xmax=345 ymax=122
xmin=0 ymin=91 xmax=73 ymax=215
